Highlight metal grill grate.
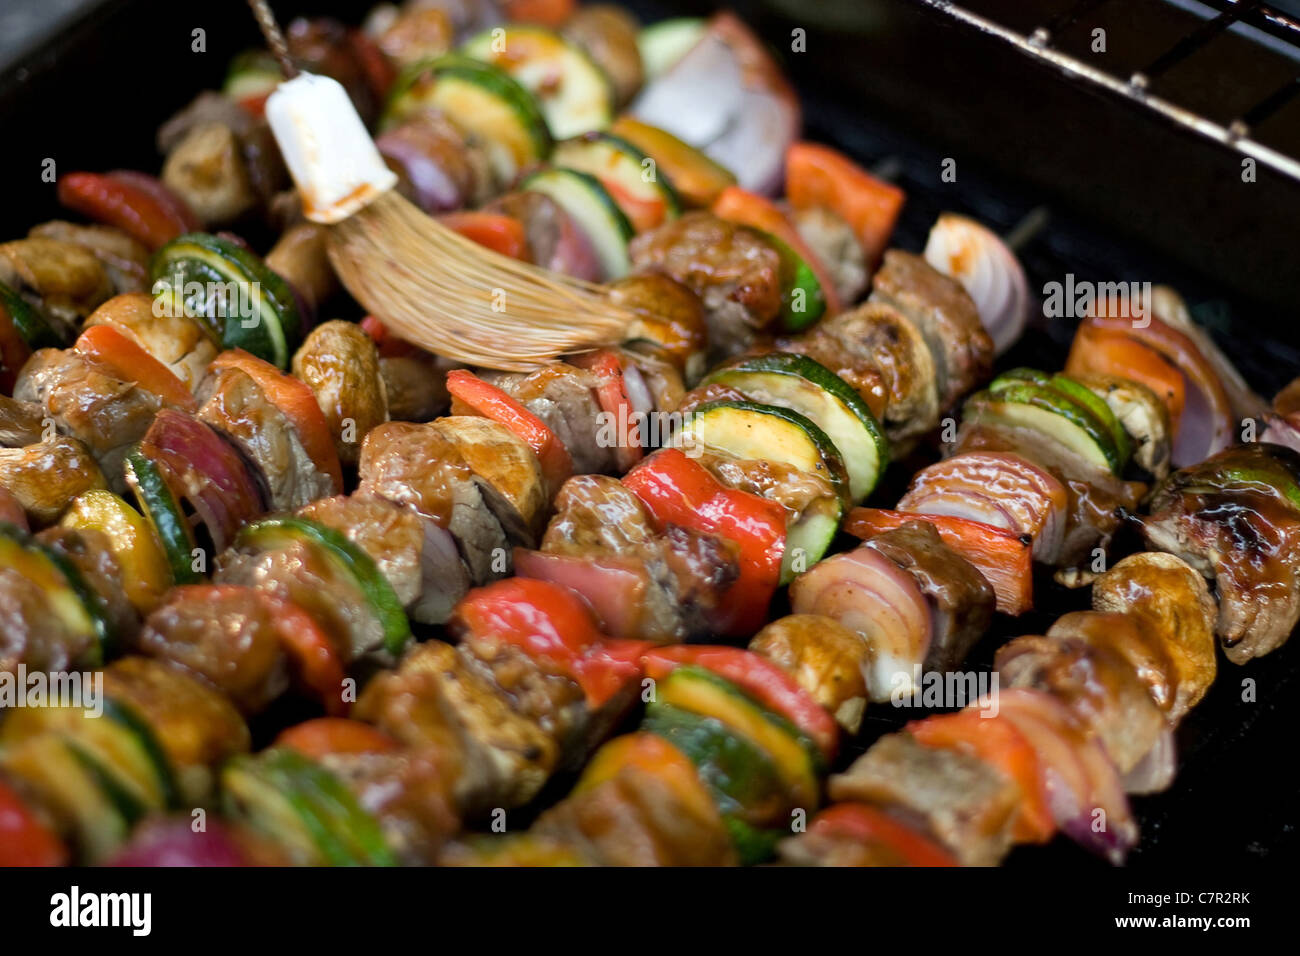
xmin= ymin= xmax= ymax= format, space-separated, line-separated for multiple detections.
xmin=916 ymin=0 xmax=1300 ymax=182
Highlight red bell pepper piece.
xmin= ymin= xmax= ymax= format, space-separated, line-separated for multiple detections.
xmin=502 ymin=0 xmax=576 ymax=26
xmin=264 ymin=594 xmax=350 ymax=717
xmin=571 ymin=348 xmax=643 ymax=471
xmin=74 ymin=324 xmax=197 ymax=411
xmin=622 ymin=448 xmax=786 ymax=636
xmin=785 ymin=142 xmax=905 ymax=267
xmin=845 ymin=507 xmax=1033 ymax=615
xmin=275 ymin=718 xmax=399 ymax=759
xmin=908 ymin=709 xmax=1056 ymax=844
xmin=0 ymin=780 xmax=68 ymax=867
xmin=641 ymin=644 xmax=839 ymax=760
xmin=450 ymin=578 xmax=642 ymax=709
xmin=438 ymin=211 xmax=529 ymax=261
xmin=58 ymin=171 xmax=200 ymax=250
xmin=807 ymin=803 xmax=957 ymax=866
xmin=446 ymin=368 xmax=574 ymax=493
xmin=711 ymin=185 xmax=844 ymax=315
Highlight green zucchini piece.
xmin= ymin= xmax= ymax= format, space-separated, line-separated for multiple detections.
xmin=236 ymin=516 xmax=411 ymax=655
xmin=760 ymin=231 xmax=827 ymax=332
xmin=552 ymin=131 xmax=681 ymax=230
xmin=654 ymin=666 xmax=823 ymax=808
xmin=223 ymin=49 xmax=283 ymax=103
xmin=783 ymin=495 xmax=844 ymax=585
xmin=461 ymin=25 xmax=615 ymax=139
xmin=150 ymin=232 xmax=302 ymax=369
xmin=382 ymin=54 xmax=551 ymax=182
xmin=705 ymin=352 xmax=889 ymax=502
xmin=0 ymin=278 xmax=64 ymax=349
xmin=222 ymin=750 xmax=395 ymax=866
xmin=520 ymin=167 xmax=634 ymax=279
xmin=124 ymin=448 xmax=201 ymax=586
xmin=0 ymin=699 xmax=177 ymax=812
xmin=1 ymin=735 xmax=129 ymax=862
xmin=991 ymin=368 xmax=1132 ymax=469
xmin=680 ymin=399 xmax=849 ymax=505
xmin=67 ymin=742 xmax=148 ymax=826
xmin=643 ymin=703 xmax=787 ymax=826
xmin=965 ymin=384 xmax=1123 ymax=475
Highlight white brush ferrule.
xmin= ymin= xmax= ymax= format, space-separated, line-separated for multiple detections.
xmin=265 ymin=72 xmax=397 ymax=225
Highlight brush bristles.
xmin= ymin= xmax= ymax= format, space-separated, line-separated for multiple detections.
xmin=325 ymin=191 xmax=635 ymax=371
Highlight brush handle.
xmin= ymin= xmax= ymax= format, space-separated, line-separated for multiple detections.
xmin=265 ymin=73 xmax=398 ymax=225
xmin=246 ymin=0 xmax=298 ymax=79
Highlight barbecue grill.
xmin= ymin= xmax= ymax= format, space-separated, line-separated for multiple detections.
xmin=0 ymin=0 xmax=1296 ymax=866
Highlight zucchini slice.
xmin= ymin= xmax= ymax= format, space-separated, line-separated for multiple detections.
xmin=704 ymin=352 xmax=888 ymax=502
xmin=236 ymin=516 xmax=412 ymax=655
xmin=762 ymin=231 xmax=827 ymax=332
xmin=124 ymin=448 xmax=201 ymax=586
xmin=1 ymin=736 xmax=129 ymax=862
xmin=609 ymin=116 xmax=736 ymax=208
xmin=680 ymin=399 xmax=849 ymax=504
xmin=964 ymin=384 xmax=1123 ymax=475
xmin=654 ymin=666 xmax=822 ymax=810
xmin=150 ymin=232 xmax=302 ymax=369
xmin=642 ymin=703 xmax=787 ymax=826
xmin=0 ymin=277 xmax=64 ymax=349
xmin=0 ymin=699 xmax=177 ymax=812
xmin=991 ymin=368 xmax=1132 ymax=469
xmin=783 ymin=495 xmax=844 ymax=585
xmin=221 ymin=749 xmax=395 ymax=866
xmin=461 ymin=25 xmax=615 ymax=139
xmin=520 ymin=167 xmax=634 ymax=279
xmin=552 ymin=132 xmax=681 ymax=232
xmin=382 ymin=54 xmax=551 ymax=183
xmin=637 ymin=17 xmax=707 ymax=81
xmin=0 ymin=524 xmax=108 ymax=666
xmin=223 ymin=49 xmax=283 ymax=103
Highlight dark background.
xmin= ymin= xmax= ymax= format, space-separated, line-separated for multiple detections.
xmin=0 ymin=0 xmax=1296 ymax=868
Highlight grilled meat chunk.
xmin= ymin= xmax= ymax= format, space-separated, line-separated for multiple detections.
xmin=829 ymin=732 xmax=1019 ymax=866
xmin=291 ymin=320 xmax=389 ymax=467
xmin=297 ymin=493 xmax=469 ymax=626
xmin=563 ymin=5 xmax=644 ymax=106
xmin=14 ymin=348 xmax=166 ymax=495
xmin=197 ymin=366 xmax=334 ymax=512
xmin=864 ymin=521 xmax=995 ymax=673
xmin=0 ymin=396 xmax=46 ymax=448
xmin=357 ymin=421 xmax=510 ymax=584
xmin=1091 ymin=552 xmax=1217 ymax=721
xmin=539 ymin=474 xmax=735 ymax=640
xmin=870 ymin=249 xmax=992 ymax=410
xmin=29 ymin=221 xmax=150 ymax=295
xmin=0 ymin=238 xmax=113 ymax=337
xmin=356 ymin=641 xmax=561 ymax=814
xmin=481 ymin=363 xmax=611 ymax=475
xmin=0 ymin=564 xmax=99 ymax=674
xmin=431 ymin=416 xmax=548 ymax=544
xmin=135 ymin=586 xmax=290 ymax=714
xmin=630 ymin=212 xmax=784 ymax=362
xmin=1141 ymin=442 xmax=1300 ymax=662
xmin=0 ymin=435 xmax=106 ymax=525
xmin=783 ymin=301 xmax=932 ymax=438
xmin=605 ymin=273 xmax=707 ymax=377
xmin=379 ymin=353 xmax=450 ymax=422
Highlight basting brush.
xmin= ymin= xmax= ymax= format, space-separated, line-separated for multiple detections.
xmin=248 ymin=0 xmax=636 ymax=371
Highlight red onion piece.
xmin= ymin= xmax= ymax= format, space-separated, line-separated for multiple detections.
xmin=109 ymin=818 xmax=253 ymax=867
xmin=790 ymin=544 xmax=931 ymax=701
xmin=924 ymin=213 xmax=1030 ymax=356
xmin=513 ymin=548 xmax=655 ymax=641
xmin=141 ymin=409 xmax=266 ymax=553
xmin=899 ymin=452 xmax=1067 ymax=564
